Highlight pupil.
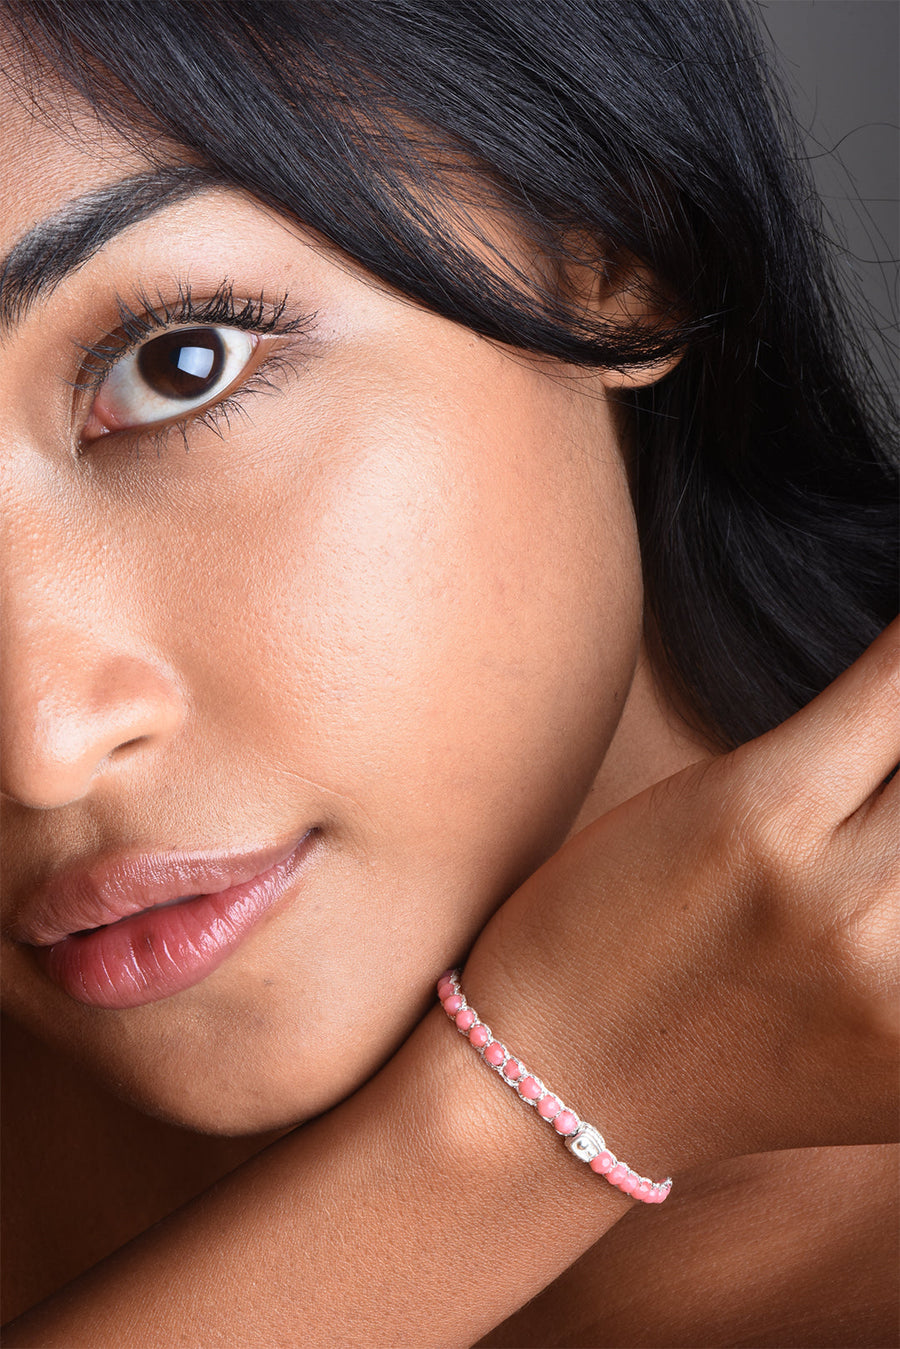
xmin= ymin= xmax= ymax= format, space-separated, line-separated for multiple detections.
xmin=138 ymin=328 xmax=225 ymax=399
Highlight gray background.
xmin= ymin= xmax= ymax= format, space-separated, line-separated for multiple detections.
xmin=760 ymin=0 xmax=898 ymax=379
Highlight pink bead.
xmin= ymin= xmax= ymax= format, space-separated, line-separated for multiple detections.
xmin=502 ymin=1058 xmax=523 ymax=1080
xmin=455 ymin=1008 xmax=476 ymax=1030
xmin=619 ymin=1170 xmax=639 ymax=1195
xmin=636 ymin=1180 xmax=653 ymax=1200
xmin=439 ymin=969 xmax=455 ymax=982
xmin=590 ymin=1150 xmax=616 ymax=1174
xmin=468 ymin=1024 xmax=490 ymax=1047
xmin=442 ymin=994 xmax=463 ymax=1014
xmin=437 ymin=980 xmax=455 ymax=1000
xmin=537 ymin=1095 xmax=561 ymax=1120
xmin=484 ymin=1042 xmax=506 ymax=1066
xmin=553 ymin=1110 xmax=579 ymax=1136
xmin=657 ymin=1183 xmax=672 ymax=1204
xmin=608 ymin=1162 xmax=628 ymax=1184
xmin=518 ymin=1076 xmax=542 ymax=1101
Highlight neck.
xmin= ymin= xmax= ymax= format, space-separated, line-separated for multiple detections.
xmin=567 ymin=641 xmax=713 ymax=838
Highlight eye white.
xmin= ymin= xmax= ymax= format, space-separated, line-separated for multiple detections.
xmin=98 ymin=326 xmax=258 ymax=427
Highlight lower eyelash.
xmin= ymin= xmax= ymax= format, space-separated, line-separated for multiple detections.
xmin=192 ymin=349 xmax=301 ymax=442
xmin=95 ymin=345 xmax=305 ymax=460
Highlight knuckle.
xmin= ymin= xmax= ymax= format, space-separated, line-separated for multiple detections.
xmin=840 ymin=850 xmax=900 ymax=975
xmin=714 ymin=760 xmax=826 ymax=885
xmin=818 ymin=854 xmax=899 ymax=1047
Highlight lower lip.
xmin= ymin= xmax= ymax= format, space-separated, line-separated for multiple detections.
xmin=36 ymin=835 xmax=316 ymax=1010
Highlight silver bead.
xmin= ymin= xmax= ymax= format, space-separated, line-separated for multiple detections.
xmin=565 ymin=1123 xmax=606 ymax=1163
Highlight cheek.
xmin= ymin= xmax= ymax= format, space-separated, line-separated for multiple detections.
xmin=178 ymin=346 xmax=642 ymax=858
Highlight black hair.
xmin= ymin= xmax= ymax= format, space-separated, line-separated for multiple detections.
xmin=4 ymin=0 xmax=896 ymax=746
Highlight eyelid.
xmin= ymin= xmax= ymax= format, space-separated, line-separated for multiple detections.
xmin=73 ymin=279 xmax=315 ymax=393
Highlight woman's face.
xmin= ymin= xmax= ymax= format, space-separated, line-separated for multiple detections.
xmin=1 ymin=88 xmax=667 ymax=1132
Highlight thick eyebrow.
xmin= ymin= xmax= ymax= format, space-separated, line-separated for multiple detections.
xmin=0 ymin=165 xmax=223 ymax=335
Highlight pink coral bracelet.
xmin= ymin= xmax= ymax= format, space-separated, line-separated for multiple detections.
xmin=437 ymin=969 xmax=672 ymax=1204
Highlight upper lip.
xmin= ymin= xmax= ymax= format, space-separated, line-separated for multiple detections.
xmin=10 ymin=836 xmax=308 ymax=947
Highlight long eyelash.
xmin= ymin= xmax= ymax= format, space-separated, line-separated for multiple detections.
xmin=135 ymin=347 xmax=302 ymax=460
xmin=74 ymin=279 xmax=314 ymax=391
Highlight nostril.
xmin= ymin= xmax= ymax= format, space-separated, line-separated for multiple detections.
xmin=107 ymin=736 xmax=150 ymax=763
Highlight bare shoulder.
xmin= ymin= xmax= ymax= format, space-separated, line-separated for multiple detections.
xmin=476 ymin=1145 xmax=899 ymax=1349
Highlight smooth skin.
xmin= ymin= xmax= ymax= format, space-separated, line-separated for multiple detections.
xmin=2 ymin=79 xmax=898 ymax=1347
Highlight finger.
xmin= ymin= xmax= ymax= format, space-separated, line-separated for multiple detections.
xmin=755 ymin=616 xmax=900 ymax=818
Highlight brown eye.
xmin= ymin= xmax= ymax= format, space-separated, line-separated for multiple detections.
xmin=137 ymin=328 xmax=226 ymax=400
xmin=85 ymin=326 xmax=259 ymax=438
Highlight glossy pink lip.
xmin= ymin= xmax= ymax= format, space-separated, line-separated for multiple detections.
xmin=15 ymin=832 xmax=317 ymax=1009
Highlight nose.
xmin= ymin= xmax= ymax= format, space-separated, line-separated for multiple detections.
xmin=1 ymin=509 xmax=187 ymax=813
xmin=0 ymin=640 xmax=186 ymax=810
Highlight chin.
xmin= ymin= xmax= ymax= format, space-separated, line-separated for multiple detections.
xmin=7 ymin=947 xmax=421 ymax=1135
xmin=89 ymin=1054 xmax=340 ymax=1136
xmin=8 ymin=994 xmax=370 ymax=1138
xmin=132 ymin=1091 xmax=317 ymax=1138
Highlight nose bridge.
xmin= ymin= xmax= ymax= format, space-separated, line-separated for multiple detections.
xmin=1 ymin=488 xmax=187 ymax=811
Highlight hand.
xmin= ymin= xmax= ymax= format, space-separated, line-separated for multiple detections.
xmin=461 ymin=619 xmax=900 ymax=1174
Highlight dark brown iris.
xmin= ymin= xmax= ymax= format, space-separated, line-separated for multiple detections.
xmin=137 ymin=328 xmax=226 ymax=400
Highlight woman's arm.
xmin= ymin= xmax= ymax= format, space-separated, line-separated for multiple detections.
xmin=4 ymin=624 xmax=897 ymax=1349
xmin=3 ymin=1006 xmax=640 ymax=1349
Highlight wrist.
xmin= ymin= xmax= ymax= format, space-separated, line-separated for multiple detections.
xmin=457 ymin=879 xmax=736 ymax=1176
xmin=438 ymin=967 xmax=672 ymax=1201
xmin=372 ymin=999 xmax=635 ymax=1291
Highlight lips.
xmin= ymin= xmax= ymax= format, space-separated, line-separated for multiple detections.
xmin=13 ymin=832 xmax=317 ymax=1009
